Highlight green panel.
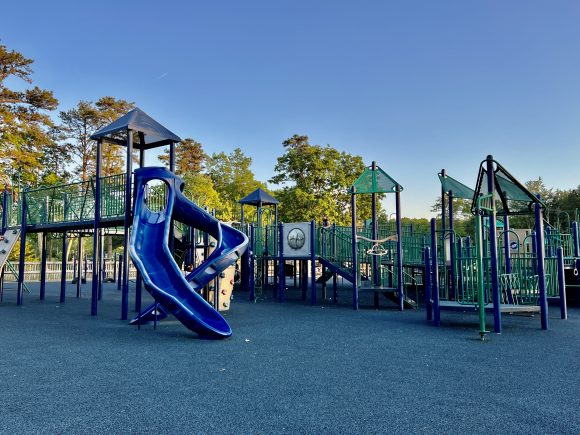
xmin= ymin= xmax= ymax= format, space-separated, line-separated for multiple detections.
xmin=438 ymin=174 xmax=475 ymax=200
xmin=352 ymin=166 xmax=402 ymax=194
xmin=495 ymin=172 xmax=532 ymax=202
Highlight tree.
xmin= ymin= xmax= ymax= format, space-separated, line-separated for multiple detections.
xmin=39 ymin=127 xmax=72 ymax=185
xmin=206 ymin=148 xmax=267 ymax=217
xmin=158 ymin=138 xmax=206 ymax=175
xmin=182 ymin=172 xmax=232 ymax=220
xmin=95 ymin=97 xmax=135 ymax=176
xmin=58 ymin=97 xmax=134 ymax=181
xmin=270 ymin=134 xmax=372 ymax=225
xmin=0 ymin=43 xmax=59 ymax=186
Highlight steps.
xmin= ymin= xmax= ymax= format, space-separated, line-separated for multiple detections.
xmin=318 ymin=257 xmax=355 ymax=283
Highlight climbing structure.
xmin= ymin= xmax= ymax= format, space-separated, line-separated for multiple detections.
xmin=425 ymin=155 xmax=568 ymax=338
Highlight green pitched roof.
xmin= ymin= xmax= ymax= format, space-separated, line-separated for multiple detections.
xmin=351 ymin=165 xmax=402 ymax=194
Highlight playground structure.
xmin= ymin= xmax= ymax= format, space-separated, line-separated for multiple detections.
xmin=0 ymin=108 xmax=248 ymax=338
xmin=239 ymin=157 xmax=573 ymax=337
xmin=239 ymin=162 xmax=426 ymax=311
xmin=425 ymin=156 xmax=571 ymax=338
xmin=0 ymin=107 xmax=575 ymax=338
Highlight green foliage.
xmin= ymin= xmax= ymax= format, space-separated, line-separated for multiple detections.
xmin=0 ymin=43 xmax=59 ymax=186
xmin=58 ymin=97 xmax=134 ymax=181
xmin=270 ymin=134 xmax=373 ymax=225
xmin=159 ymin=138 xmax=206 ymax=175
xmin=183 ymin=172 xmax=232 ymax=220
xmin=206 ymin=147 xmax=267 ymax=218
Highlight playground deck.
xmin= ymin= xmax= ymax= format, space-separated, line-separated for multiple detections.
xmin=1 ymin=282 xmax=579 ymax=434
xmin=438 ymin=300 xmax=542 ymax=313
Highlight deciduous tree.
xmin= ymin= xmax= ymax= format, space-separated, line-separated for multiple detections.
xmin=206 ymin=147 xmax=267 ymax=217
xmin=270 ymin=134 xmax=372 ymax=225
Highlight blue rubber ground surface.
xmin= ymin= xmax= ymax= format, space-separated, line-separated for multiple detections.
xmin=0 ymin=281 xmax=579 ymax=434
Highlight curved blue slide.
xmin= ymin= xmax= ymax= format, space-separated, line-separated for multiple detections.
xmin=129 ymin=167 xmax=248 ymax=338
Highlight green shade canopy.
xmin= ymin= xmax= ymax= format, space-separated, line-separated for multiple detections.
xmin=472 ymin=157 xmax=545 ymax=216
xmin=351 ymin=165 xmax=402 ymax=194
xmin=438 ymin=173 xmax=475 ymax=200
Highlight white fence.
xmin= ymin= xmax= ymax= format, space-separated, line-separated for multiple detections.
xmin=3 ymin=260 xmax=138 ymax=282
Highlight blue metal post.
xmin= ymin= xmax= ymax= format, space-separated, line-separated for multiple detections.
xmin=168 ymin=142 xmax=175 ymax=256
xmin=39 ymin=232 xmax=47 ymax=300
xmin=121 ymin=130 xmax=133 ymax=320
xmin=249 ymin=224 xmax=255 ymax=302
xmin=134 ymin=149 xmax=145 ymax=312
xmin=73 ymin=253 xmax=77 ymax=284
xmin=440 ymin=169 xmax=446 ymax=236
xmin=351 ymin=189 xmax=359 ymax=310
xmin=249 ymin=224 xmax=256 ymax=302
xmin=332 ymin=272 xmax=337 ymax=304
xmin=535 ymin=203 xmax=549 ymax=330
xmin=556 ymin=246 xmax=567 ymax=320
xmin=503 ymin=214 xmax=512 ymax=274
xmin=91 ymin=139 xmax=102 ymax=316
xmin=16 ymin=190 xmax=27 ymax=306
xmin=98 ymin=237 xmax=105 ymax=300
xmin=395 ymin=188 xmax=404 ymax=311
xmin=486 ymin=155 xmax=502 ymax=333
xmin=310 ymin=220 xmax=317 ymax=305
xmin=117 ymin=254 xmax=123 ymax=290
xmin=113 ymin=254 xmax=117 ymax=284
xmin=83 ymin=253 xmax=87 ymax=282
xmin=60 ymin=231 xmax=68 ymax=303
xmin=278 ymin=223 xmax=285 ymax=302
xmin=430 ymin=219 xmax=440 ymax=326
xmin=424 ymin=247 xmax=432 ymax=321
xmin=448 ymin=190 xmax=456 ymax=300
xmin=76 ymin=235 xmax=82 ymax=298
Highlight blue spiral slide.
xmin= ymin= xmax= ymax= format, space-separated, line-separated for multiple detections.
xmin=129 ymin=167 xmax=248 ymax=338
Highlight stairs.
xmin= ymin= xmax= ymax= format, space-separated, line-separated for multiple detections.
xmin=383 ymin=291 xmax=418 ymax=309
xmin=318 ymin=257 xmax=355 ymax=283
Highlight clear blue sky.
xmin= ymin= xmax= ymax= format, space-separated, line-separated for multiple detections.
xmin=3 ymin=0 xmax=580 ymax=217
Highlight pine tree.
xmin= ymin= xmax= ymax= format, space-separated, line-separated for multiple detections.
xmin=0 ymin=43 xmax=59 ymax=186
xmin=158 ymin=138 xmax=206 ymax=175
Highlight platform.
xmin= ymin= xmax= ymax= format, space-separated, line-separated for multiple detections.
xmin=437 ymin=300 xmax=541 ymax=313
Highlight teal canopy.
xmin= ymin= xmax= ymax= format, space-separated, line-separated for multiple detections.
xmin=438 ymin=173 xmax=475 ymax=200
xmin=472 ymin=157 xmax=545 ymax=215
xmin=352 ymin=165 xmax=402 ymax=194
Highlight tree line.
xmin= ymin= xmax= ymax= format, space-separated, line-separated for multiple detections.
xmin=0 ymin=43 xmax=373 ymax=228
xmin=2 ymin=41 xmax=580 ymax=239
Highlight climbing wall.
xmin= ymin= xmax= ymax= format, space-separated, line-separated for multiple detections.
xmin=0 ymin=229 xmax=20 ymax=271
xmin=206 ymin=223 xmax=237 ymax=312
